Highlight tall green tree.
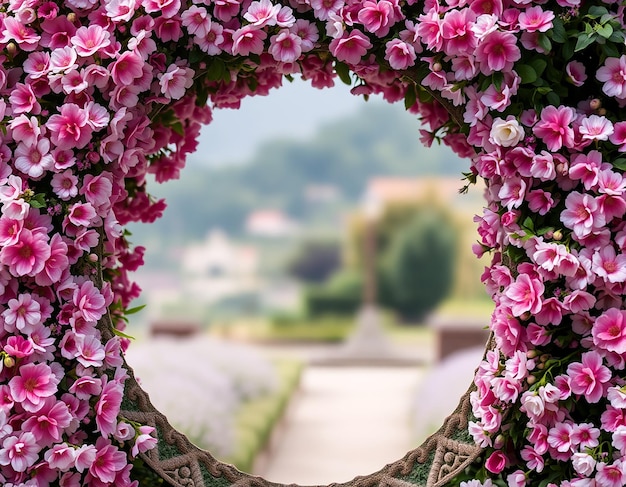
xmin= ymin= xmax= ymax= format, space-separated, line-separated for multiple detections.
xmin=380 ymin=210 xmax=457 ymax=321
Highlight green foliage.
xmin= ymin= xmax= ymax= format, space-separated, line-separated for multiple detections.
xmin=380 ymin=210 xmax=457 ymax=322
xmin=304 ymin=269 xmax=363 ymax=317
xmin=286 ymin=239 xmax=341 ymax=283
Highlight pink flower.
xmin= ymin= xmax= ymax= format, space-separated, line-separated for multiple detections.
xmin=610 ymin=121 xmax=626 ymax=151
xmin=244 ymin=0 xmax=280 ymax=27
xmin=73 ymin=280 xmax=107 ymax=323
xmin=597 ymin=55 xmax=626 ymax=99
xmin=547 ymin=422 xmax=574 ymax=453
xmin=131 ymin=426 xmax=158 ymax=457
xmin=592 ymin=308 xmax=626 ymax=354
xmin=2 ymin=293 xmax=41 ymax=334
xmin=0 ymin=228 xmax=51 ymax=277
xmin=530 ymin=151 xmax=555 ymax=181
xmin=75 ymin=334 xmax=106 ymax=368
xmin=517 ymin=6 xmax=554 ymax=33
xmin=592 ymin=246 xmax=626 ymax=283
xmin=88 ymin=438 xmax=127 ymax=483
xmin=110 ymin=51 xmax=144 ymax=86
xmin=0 ymin=432 xmax=41 ymax=472
xmin=44 ymin=443 xmax=77 ymax=471
xmin=9 ymin=362 xmax=58 ymax=412
xmin=521 ymin=445 xmax=544 ymax=472
xmin=533 ymin=105 xmax=576 ymax=151
xmin=0 ymin=17 xmax=40 ymax=51
xmin=526 ymin=189 xmax=555 ymax=216
xmin=475 ymin=31 xmax=521 ymax=75
xmin=533 ymin=242 xmax=578 ymax=276
xmin=22 ymin=397 xmax=73 ymax=446
xmin=566 ymin=60 xmax=587 ymax=87
xmin=569 ymin=151 xmax=603 ymax=190
xmin=485 ymin=450 xmax=507 ymax=474
xmin=290 ymin=20 xmax=318 ymax=52
xmin=14 ymin=139 xmax=54 ymax=178
xmin=504 ymin=273 xmax=544 ymax=317
xmin=231 ymin=25 xmax=267 ymax=56
xmin=329 ymin=30 xmax=372 ymax=65
xmin=579 ymin=115 xmax=614 ymax=142
xmin=441 ymin=8 xmax=476 ymax=56
xmin=268 ymin=29 xmax=302 ymax=63
xmin=46 ymin=104 xmax=93 ymax=150
xmin=71 ymin=25 xmax=111 ymax=57
xmin=181 ymin=6 xmax=211 ymax=37
xmin=357 ymin=0 xmax=399 ymax=37
xmin=142 ymin=0 xmax=181 ymax=18
xmin=51 ymin=170 xmax=79 ymax=200
xmin=9 ymin=83 xmax=41 ymax=115
xmin=595 ymin=460 xmax=626 ymax=487
xmin=158 ymin=64 xmax=194 ymax=100
xmin=571 ymin=422 xmax=600 ymax=450
xmin=95 ymin=379 xmax=124 ymax=438
xmin=69 ymin=376 xmax=102 ymax=400
xmin=561 ymin=192 xmax=605 ymax=239
xmin=567 ymin=351 xmax=612 ymax=403
xmin=384 ymin=39 xmax=416 ymax=70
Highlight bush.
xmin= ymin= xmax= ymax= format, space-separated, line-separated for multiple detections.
xmin=381 ymin=210 xmax=457 ymax=322
xmin=286 ymin=239 xmax=342 ymax=283
xmin=304 ymin=269 xmax=363 ymax=317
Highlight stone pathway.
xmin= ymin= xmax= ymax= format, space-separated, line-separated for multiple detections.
xmin=255 ymin=366 xmax=425 ymax=485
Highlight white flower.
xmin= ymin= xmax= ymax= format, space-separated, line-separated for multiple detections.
xmin=572 ymin=452 xmax=596 ymax=477
xmin=489 ymin=116 xmax=525 ymax=147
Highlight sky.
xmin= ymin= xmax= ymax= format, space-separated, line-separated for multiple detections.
xmin=188 ymin=77 xmax=403 ymax=166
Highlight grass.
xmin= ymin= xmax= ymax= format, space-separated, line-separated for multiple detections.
xmin=222 ymin=358 xmax=304 ymax=473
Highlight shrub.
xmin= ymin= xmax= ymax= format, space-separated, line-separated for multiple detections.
xmin=381 ymin=210 xmax=457 ymax=322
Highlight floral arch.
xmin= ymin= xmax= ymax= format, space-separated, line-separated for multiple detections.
xmin=2 ymin=0 xmax=626 ymax=486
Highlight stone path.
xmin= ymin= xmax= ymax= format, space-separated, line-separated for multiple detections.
xmin=255 ymin=366 xmax=425 ymax=485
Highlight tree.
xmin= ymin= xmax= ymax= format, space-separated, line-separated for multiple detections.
xmin=381 ymin=209 xmax=457 ymax=322
xmin=287 ymin=240 xmax=342 ymax=283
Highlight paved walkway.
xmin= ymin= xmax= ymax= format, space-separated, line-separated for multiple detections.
xmin=255 ymin=365 xmax=425 ymax=485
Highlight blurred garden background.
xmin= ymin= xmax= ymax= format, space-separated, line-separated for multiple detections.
xmin=124 ymin=80 xmax=493 ymax=484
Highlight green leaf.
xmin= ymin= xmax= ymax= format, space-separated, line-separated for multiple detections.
xmin=492 ymin=71 xmax=504 ymax=88
xmin=600 ymin=13 xmax=615 ymax=24
xmin=537 ymin=33 xmax=552 ymax=52
xmin=334 ymin=61 xmax=352 ymax=86
xmin=522 ymin=217 xmax=535 ymax=232
xmin=404 ymin=85 xmax=417 ymax=110
xmin=562 ymin=39 xmax=575 ymax=60
xmin=113 ymin=328 xmax=136 ymax=340
xmin=609 ymin=30 xmax=626 ymax=43
xmin=207 ymin=59 xmax=226 ymax=82
xmin=574 ymin=34 xmax=597 ymax=51
xmin=546 ymin=91 xmax=560 ymax=106
xmin=612 ymin=158 xmax=626 ymax=170
xmin=603 ymin=42 xmax=620 ymax=58
xmin=549 ymin=18 xmax=567 ymax=43
xmin=587 ymin=5 xmax=609 ymax=19
xmin=125 ymin=304 xmax=147 ymax=315
xmin=516 ymin=64 xmax=538 ymax=84
xmin=29 ymin=194 xmax=46 ymax=209
xmin=528 ymin=58 xmax=547 ymax=78
xmin=596 ymin=23 xmax=613 ymax=38
xmin=171 ymin=121 xmax=183 ymax=136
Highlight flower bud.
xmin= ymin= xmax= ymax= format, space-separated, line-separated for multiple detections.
xmin=3 ymin=356 xmax=15 ymax=368
xmin=552 ymin=230 xmax=563 ymax=241
xmin=589 ymin=98 xmax=601 ymax=110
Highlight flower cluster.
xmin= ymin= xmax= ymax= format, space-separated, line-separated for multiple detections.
xmin=2 ymin=0 xmax=626 ymax=484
